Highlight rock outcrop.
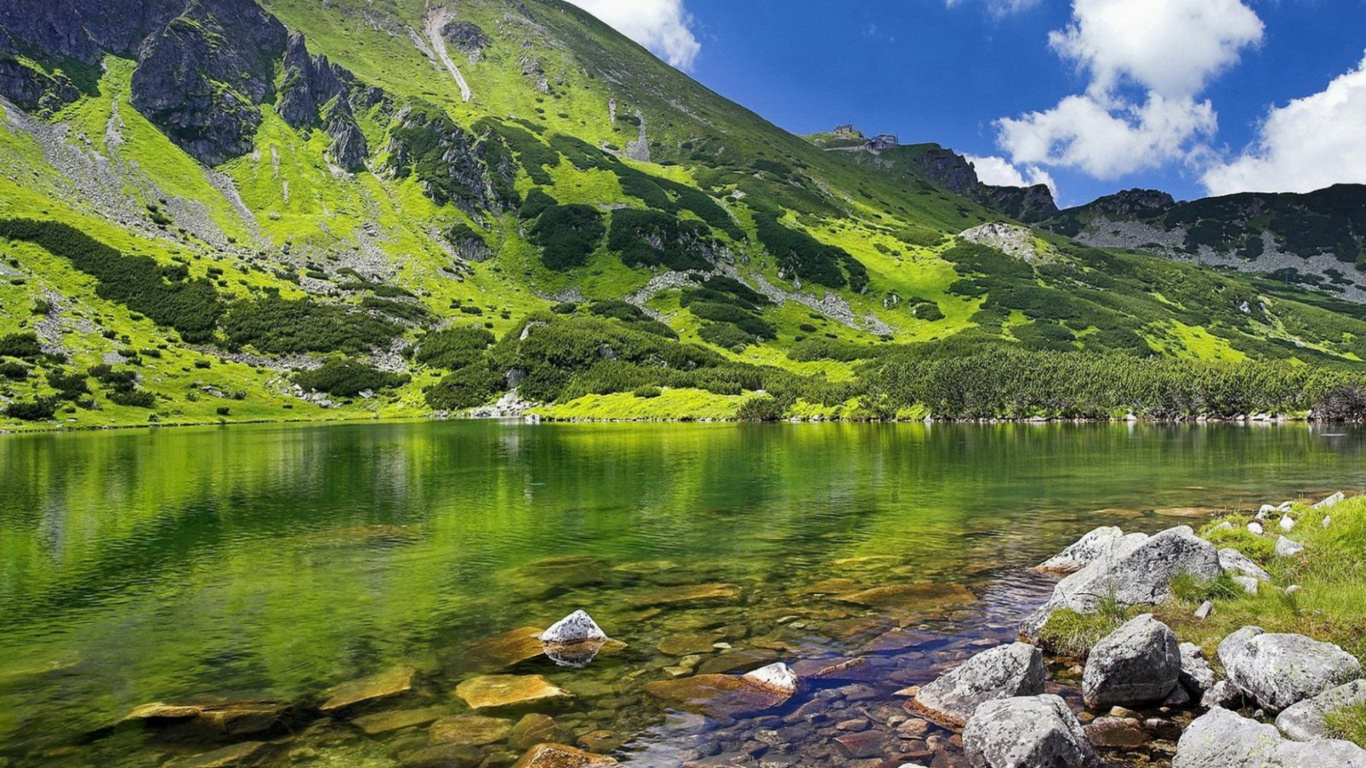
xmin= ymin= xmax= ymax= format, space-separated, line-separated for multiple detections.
xmin=1034 ymin=526 xmax=1125 ymax=574
xmin=1218 ymin=626 xmax=1362 ymax=712
xmin=277 ymin=31 xmax=370 ymax=170
xmin=1082 ymin=614 xmax=1180 ymax=709
xmin=962 ymin=695 xmax=1098 ymax=768
xmin=1024 ymin=527 xmax=1221 ymax=638
xmin=912 ymin=642 xmax=1046 ymax=727
xmin=1174 ymin=707 xmax=1366 ymax=767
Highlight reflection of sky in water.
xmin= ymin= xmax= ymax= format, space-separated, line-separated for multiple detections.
xmin=0 ymin=421 xmax=1363 ymax=765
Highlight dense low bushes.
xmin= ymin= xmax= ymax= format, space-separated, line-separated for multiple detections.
xmin=753 ymin=212 xmax=868 ymax=291
xmin=295 ymin=358 xmax=411 ymax=397
xmin=528 ymin=204 xmax=606 ymax=270
xmin=415 ymin=326 xmax=496 ymax=371
xmin=0 ymin=332 xmax=42 ymax=359
xmin=221 ymin=297 xmax=400 ymax=355
xmin=0 ymin=219 xmax=222 ymax=341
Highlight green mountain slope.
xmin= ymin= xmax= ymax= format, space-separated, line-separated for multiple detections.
xmin=2 ymin=0 xmax=1366 ymax=429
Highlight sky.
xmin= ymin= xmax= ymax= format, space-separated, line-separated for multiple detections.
xmin=563 ymin=0 xmax=1366 ymax=208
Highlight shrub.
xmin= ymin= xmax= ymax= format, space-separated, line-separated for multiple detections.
xmin=529 ymin=204 xmax=605 ymax=270
xmin=0 ymin=332 xmax=42 ymax=359
xmin=588 ymin=300 xmax=647 ymax=322
xmin=46 ymin=371 xmax=90 ymax=400
xmin=633 ymin=386 xmax=662 ymax=399
xmin=0 ymin=361 xmax=30 ymax=380
xmin=362 ymin=297 xmax=431 ymax=325
xmin=216 ymin=406 xmax=231 ymax=417
xmin=607 ymin=209 xmax=715 ymax=271
xmin=4 ymin=398 xmax=57 ymax=421
xmin=753 ymin=212 xmax=867 ymax=291
xmin=109 ymin=388 xmax=156 ymax=408
xmin=425 ymin=364 xmax=503 ymax=410
xmin=0 ymin=219 xmax=222 ymax=340
xmin=221 ymin=297 xmax=400 ymax=355
xmin=294 ymin=358 xmax=411 ymax=397
xmin=686 ymin=301 xmax=776 ymax=340
xmin=415 ymin=326 xmax=496 ymax=371
xmin=698 ymin=322 xmax=754 ymax=351
xmin=736 ymin=395 xmax=783 ymax=421
xmin=551 ymin=302 xmax=578 ymax=315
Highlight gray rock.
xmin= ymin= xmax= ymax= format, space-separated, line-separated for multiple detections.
xmin=1218 ymin=626 xmax=1362 ymax=712
xmin=1277 ymin=680 xmax=1366 ymax=742
xmin=912 ymin=643 xmax=1046 ymax=727
xmin=1249 ymin=521 xmax=1265 ymax=535
xmin=540 ymin=611 xmax=607 ymax=644
xmin=1201 ymin=680 xmax=1241 ymax=710
xmin=963 ymin=695 xmax=1098 ymax=768
xmin=1313 ymin=492 xmax=1346 ymax=510
xmin=1219 ymin=548 xmax=1271 ymax=581
xmin=1174 ymin=707 xmax=1366 ymax=767
xmin=1194 ymin=601 xmax=1214 ymax=620
xmin=1276 ymin=537 xmax=1306 ymax=557
xmin=1281 ymin=515 xmax=1297 ymax=532
xmin=1035 ymin=527 xmax=1126 ymax=574
xmin=1232 ymin=575 xmax=1260 ymax=594
xmin=1023 ymin=527 xmax=1221 ymax=638
xmin=1179 ymin=643 xmax=1216 ymax=697
xmin=1083 ymin=614 xmax=1180 ymax=709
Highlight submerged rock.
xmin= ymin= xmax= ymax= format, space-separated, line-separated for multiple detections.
xmin=458 ymin=628 xmax=547 ymax=671
xmin=124 ymin=701 xmax=289 ymax=737
xmin=321 ymin=667 xmax=416 ymax=713
xmin=430 ymin=714 xmax=514 ymax=746
xmin=1174 ymin=707 xmax=1366 ymax=767
xmin=1276 ymin=680 xmax=1366 ymax=742
xmin=1083 ymin=615 xmax=1180 ymax=709
xmin=628 ymin=583 xmax=741 ymax=608
xmin=833 ymin=583 xmax=977 ymax=614
xmin=165 ymin=742 xmax=272 ymax=768
xmin=351 ymin=707 xmax=445 ymax=735
xmin=456 ymin=675 xmax=573 ymax=712
xmin=643 ymin=673 xmax=794 ymax=718
xmin=911 ymin=643 xmax=1046 ymax=728
xmin=509 ymin=743 xmax=617 ymax=768
xmin=1218 ymin=627 xmax=1362 ymax=712
xmin=962 ymin=695 xmax=1098 ymax=768
xmin=507 ymin=714 xmax=567 ymax=751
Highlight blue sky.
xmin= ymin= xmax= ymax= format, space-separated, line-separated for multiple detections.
xmin=566 ymin=0 xmax=1366 ymax=208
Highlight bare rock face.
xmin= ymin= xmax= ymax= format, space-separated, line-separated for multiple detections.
xmin=962 ymin=695 xmax=1098 ymax=768
xmin=276 ymin=31 xmax=369 ymax=170
xmin=442 ymin=21 xmax=490 ymax=60
xmin=1218 ymin=626 xmax=1362 ymax=713
xmin=912 ymin=643 xmax=1046 ymax=727
xmin=130 ymin=0 xmax=289 ymax=165
xmin=1082 ymin=615 xmax=1180 ymax=709
xmin=1174 ymin=707 xmax=1366 ymax=768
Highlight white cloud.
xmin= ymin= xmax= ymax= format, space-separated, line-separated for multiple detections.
xmin=565 ymin=0 xmax=701 ymax=70
xmin=1203 ymin=53 xmax=1366 ymax=195
xmin=999 ymin=93 xmax=1217 ymax=179
xmin=966 ymin=155 xmax=1058 ymax=197
xmin=995 ymin=0 xmax=1262 ymax=180
xmin=1049 ymin=0 xmax=1263 ymax=98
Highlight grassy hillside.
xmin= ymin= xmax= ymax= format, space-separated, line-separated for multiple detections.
xmin=4 ymin=0 xmax=1366 ymax=430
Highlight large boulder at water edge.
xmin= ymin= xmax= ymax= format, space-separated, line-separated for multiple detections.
xmin=1082 ymin=614 xmax=1180 ymax=709
xmin=911 ymin=642 xmax=1046 ymax=727
xmin=1276 ymin=680 xmax=1366 ymax=742
xmin=1178 ymin=642 xmax=1216 ymax=699
xmin=1023 ymin=527 xmax=1221 ymax=638
xmin=1217 ymin=627 xmax=1362 ymax=712
xmin=1034 ymin=527 xmax=1126 ymax=574
xmin=1174 ymin=707 xmax=1366 ymax=767
xmin=962 ymin=695 xmax=1098 ymax=768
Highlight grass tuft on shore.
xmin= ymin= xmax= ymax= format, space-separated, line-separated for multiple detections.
xmin=1156 ymin=496 xmax=1366 ymax=664
xmin=1327 ymin=703 xmax=1366 ymax=745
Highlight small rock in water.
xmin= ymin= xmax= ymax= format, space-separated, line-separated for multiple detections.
xmin=1275 ymin=536 xmax=1305 ymax=557
xmin=510 ymin=743 xmax=617 ymax=768
xmin=1084 ymin=716 xmax=1149 ymax=749
xmin=1247 ymin=521 xmax=1265 ymax=535
xmin=1194 ymin=601 xmax=1214 ymax=620
xmin=321 ymin=667 xmax=416 ymax=713
xmin=540 ymin=611 xmax=607 ymax=645
xmin=430 ymin=715 xmax=515 ymax=746
xmin=1082 ymin=615 xmax=1180 ymax=710
xmin=742 ymin=663 xmax=800 ymax=697
xmin=456 ymin=675 xmax=574 ymax=712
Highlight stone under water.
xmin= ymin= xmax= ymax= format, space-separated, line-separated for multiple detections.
xmin=456 ymin=675 xmax=574 ymax=712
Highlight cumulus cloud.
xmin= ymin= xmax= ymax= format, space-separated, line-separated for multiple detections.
xmin=966 ymin=155 xmax=1058 ymax=197
xmin=996 ymin=0 xmax=1262 ymax=179
xmin=565 ymin=0 xmax=701 ymax=70
xmin=1203 ymin=54 xmax=1366 ymax=195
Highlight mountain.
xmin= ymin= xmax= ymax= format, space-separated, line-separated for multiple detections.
xmin=2 ymin=0 xmax=1366 ymax=428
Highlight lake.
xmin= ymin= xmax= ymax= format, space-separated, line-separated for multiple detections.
xmin=1 ymin=421 xmax=1363 ymax=768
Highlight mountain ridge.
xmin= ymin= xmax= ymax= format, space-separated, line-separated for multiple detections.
xmin=2 ymin=0 xmax=1366 ymax=429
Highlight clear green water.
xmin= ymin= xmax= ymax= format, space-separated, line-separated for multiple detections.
xmin=1 ymin=421 xmax=1364 ymax=767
